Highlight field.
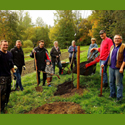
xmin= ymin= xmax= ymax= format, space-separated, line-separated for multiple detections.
xmin=5 ymin=46 xmax=125 ymax=114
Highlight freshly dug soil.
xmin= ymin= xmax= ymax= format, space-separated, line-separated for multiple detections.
xmin=26 ymin=102 xmax=85 ymax=114
xmin=54 ymin=81 xmax=84 ymax=98
xmin=35 ymin=86 xmax=43 ymax=92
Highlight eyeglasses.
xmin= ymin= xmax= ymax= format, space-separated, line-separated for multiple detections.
xmin=114 ymin=38 xmax=121 ymax=40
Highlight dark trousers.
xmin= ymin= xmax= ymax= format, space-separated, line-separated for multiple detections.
xmin=52 ymin=62 xmax=62 ymax=75
xmin=69 ymin=57 xmax=77 ymax=70
xmin=16 ymin=67 xmax=23 ymax=90
xmin=0 ymin=76 xmax=11 ymax=112
xmin=37 ymin=71 xmax=47 ymax=86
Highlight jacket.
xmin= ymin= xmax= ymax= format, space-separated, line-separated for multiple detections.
xmin=87 ymin=43 xmax=98 ymax=60
xmin=30 ymin=46 xmax=50 ymax=71
xmin=10 ymin=46 xmax=25 ymax=68
xmin=68 ymin=45 xmax=77 ymax=58
xmin=45 ymin=65 xmax=54 ymax=77
xmin=50 ymin=46 xmax=61 ymax=63
xmin=108 ymin=43 xmax=125 ymax=68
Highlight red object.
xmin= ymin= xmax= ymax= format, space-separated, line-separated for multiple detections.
xmin=73 ymin=49 xmax=75 ymax=51
xmin=100 ymin=67 xmax=104 ymax=96
xmin=98 ymin=37 xmax=113 ymax=60
xmin=85 ymin=55 xmax=100 ymax=69
xmin=45 ymin=52 xmax=51 ymax=62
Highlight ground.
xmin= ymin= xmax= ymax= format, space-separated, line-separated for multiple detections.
xmin=26 ymin=102 xmax=85 ymax=114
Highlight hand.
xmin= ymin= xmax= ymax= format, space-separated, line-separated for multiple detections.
xmin=23 ymin=66 xmax=26 ymax=70
xmin=14 ymin=65 xmax=17 ymax=70
xmin=119 ymin=68 xmax=123 ymax=73
xmin=51 ymin=73 xmax=53 ymax=75
xmin=56 ymin=56 xmax=59 ymax=58
xmin=32 ymin=49 xmax=35 ymax=53
xmin=101 ymin=64 xmax=104 ymax=68
xmin=90 ymin=48 xmax=95 ymax=52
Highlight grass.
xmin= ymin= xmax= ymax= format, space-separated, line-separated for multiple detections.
xmin=6 ymin=46 xmax=125 ymax=114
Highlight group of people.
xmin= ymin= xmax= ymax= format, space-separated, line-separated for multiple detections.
xmin=0 ymin=29 xmax=125 ymax=113
xmin=88 ymin=30 xmax=125 ymax=102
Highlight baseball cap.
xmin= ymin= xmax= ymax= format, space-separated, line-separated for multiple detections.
xmin=99 ymin=30 xmax=106 ymax=35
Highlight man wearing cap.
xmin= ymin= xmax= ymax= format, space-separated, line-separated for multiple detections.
xmin=91 ymin=30 xmax=113 ymax=88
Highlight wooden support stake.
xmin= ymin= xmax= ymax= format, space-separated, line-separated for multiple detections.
xmin=77 ymin=46 xmax=80 ymax=89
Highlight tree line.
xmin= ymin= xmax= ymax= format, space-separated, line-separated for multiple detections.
xmin=0 ymin=10 xmax=125 ymax=50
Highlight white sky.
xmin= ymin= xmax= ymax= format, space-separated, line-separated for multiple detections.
xmin=22 ymin=10 xmax=92 ymax=26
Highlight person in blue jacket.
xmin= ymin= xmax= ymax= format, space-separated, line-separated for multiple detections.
xmin=68 ymin=40 xmax=77 ymax=70
xmin=87 ymin=38 xmax=98 ymax=60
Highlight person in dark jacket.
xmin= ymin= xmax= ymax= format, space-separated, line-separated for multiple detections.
xmin=10 ymin=40 xmax=25 ymax=91
xmin=30 ymin=40 xmax=51 ymax=86
xmin=68 ymin=40 xmax=77 ymax=70
xmin=50 ymin=41 xmax=62 ymax=75
xmin=0 ymin=40 xmax=15 ymax=113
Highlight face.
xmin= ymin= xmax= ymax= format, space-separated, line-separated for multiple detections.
xmin=91 ymin=40 xmax=95 ymax=44
xmin=16 ymin=42 xmax=22 ymax=49
xmin=100 ymin=33 xmax=106 ymax=40
xmin=39 ymin=42 xmax=44 ymax=48
xmin=1 ymin=41 xmax=8 ymax=52
xmin=72 ymin=41 xmax=75 ymax=46
xmin=114 ymin=35 xmax=122 ymax=46
xmin=54 ymin=42 xmax=58 ymax=47
xmin=46 ymin=62 xmax=50 ymax=65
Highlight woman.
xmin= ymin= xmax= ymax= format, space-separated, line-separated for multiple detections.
xmin=87 ymin=38 xmax=98 ymax=74
xmin=50 ymin=41 xmax=62 ymax=75
xmin=68 ymin=40 xmax=77 ymax=70
xmin=87 ymin=38 xmax=98 ymax=60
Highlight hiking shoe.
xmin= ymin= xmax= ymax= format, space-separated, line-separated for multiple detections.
xmin=15 ymin=88 xmax=20 ymax=91
xmin=48 ymin=85 xmax=51 ymax=87
xmin=114 ymin=99 xmax=122 ymax=103
xmin=109 ymin=96 xmax=116 ymax=99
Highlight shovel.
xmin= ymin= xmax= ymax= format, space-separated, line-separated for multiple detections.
xmin=99 ymin=67 xmax=104 ymax=97
xmin=34 ymin=52 xmax=43 ymax=92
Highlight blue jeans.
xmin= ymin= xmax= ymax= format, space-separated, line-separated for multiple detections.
xmin=109 ymin=67 xmax=123 ymax=100
xmin=16 ymin=67 xmax=23 ymax=91
xmin=100 ymin=60 xmax=108 ymax=84
xmin=52 ymin=62 xmax=62 ymax=75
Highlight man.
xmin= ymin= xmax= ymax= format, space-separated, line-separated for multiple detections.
xmin=91 ymin=30 xmax=113 ymax=88
xmin=10 ymin=40 xmax=25 ymax=91
xmin=30 ymin=40 xmax=51 ymax=86
xmin=101 ymin=35 xmax=125 ymax=102
xmin=50 ymin=41 xmax=62 ymax=75
xmin=68 ymin=40 xmax=77 ymax=70
xmin=0 ymin=40 xmax=15 ymax=113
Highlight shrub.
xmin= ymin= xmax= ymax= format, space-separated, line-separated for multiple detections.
xmin=23 ymin=40 xmax=34 ymax=48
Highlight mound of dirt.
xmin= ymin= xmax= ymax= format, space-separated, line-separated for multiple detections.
xmin=26 ymin=102 xmax=85 ymax=114
xmin=54 ymin=81 xmax=84 ymax=98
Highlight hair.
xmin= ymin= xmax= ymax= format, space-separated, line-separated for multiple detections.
xmin=114 ymin=35 xmax=122 ymax=39
xmin=54 ymin=41 xmax=58 ymax=45
xmin=16 ymin=40 xmax=22 ymax=44
xmin=72 ymin=40 xmax=75 ymax=44
xmin=39 ymin=40 xmax=44 ymax=43
xmin=0 ymin=40 xmax=8 ymax=45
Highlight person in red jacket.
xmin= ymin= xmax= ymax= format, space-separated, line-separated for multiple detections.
xmin=91 ymin=30 xmax=113 ymax=88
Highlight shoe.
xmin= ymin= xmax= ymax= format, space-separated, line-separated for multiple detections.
xmin=114 ymin=99 xmax=122 ymax=103
xmin=109 ymin=95 xmax=116 ymax=99
xmin=48 ymin=85 xmax=51 ymax=87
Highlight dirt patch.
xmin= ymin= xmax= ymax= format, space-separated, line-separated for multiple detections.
xmin=54 ymin=81 xmax=84 ymax=98
xmin=35 ymin=86 xmax=43 ymax=92
xmin=26 ymin=102 xmax=85 ymax=114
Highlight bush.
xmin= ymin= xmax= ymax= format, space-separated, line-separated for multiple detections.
xmin=23 ymin=40 xmax=34 ymax=48
xmin=23 ymin=48 xmax=33 ymax=54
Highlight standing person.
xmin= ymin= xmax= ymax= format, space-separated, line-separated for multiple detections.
xmin=87 ymin=38 xmax=98 ymax=60
xmin=101 ymin=35 xmax=125 ymax=102
xmin=30 ymin=40 xmax=51 ymax=86
xmin=0 ymin=40 xmax=15 ymax=113
xmin=87 ymin=38 xmax=98 ymax=74
xmin=91 ymin=30 xmax=113 ymax=88
xmin=45 ymin=60 xmax=54 ymax=87
xmin=10 ymin=40 xmax=25 ymax=91
xmin=50 ymin=41 xmax=62 ymax=75
xmin=68 ymin=40 xmax=77 ymax=70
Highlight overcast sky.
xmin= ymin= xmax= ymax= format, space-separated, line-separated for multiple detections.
xmin=22 ymin=10 xmax=92 ymax=26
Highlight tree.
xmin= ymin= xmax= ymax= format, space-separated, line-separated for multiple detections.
xmin=35 ymin=17 xmax=45 ymax=27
